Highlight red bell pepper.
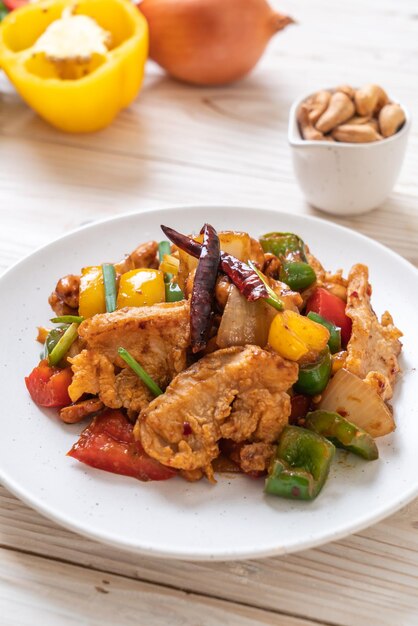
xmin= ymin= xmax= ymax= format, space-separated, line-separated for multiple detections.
xmin=68 ymin=410 xmax=176 ymax=482
xmin=3 ymin=0 xmax=27 ymax=10
xmin=25 ymin=360 xmax=72 ymax=408
xmin=306 ymin=288 xmax=352 ymax=345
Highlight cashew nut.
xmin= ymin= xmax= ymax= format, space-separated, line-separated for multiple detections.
xmin=354 ymin=84 xmax=389 ymax=116
xmin=345 ymin=115 xmax=372 ymax=125
xmin=315 ymin=92 xmax=355 ymax=133
xmin=297 ymin=104 xmax=327 ymax=141
xmin=305 ymin=90 xmax=331 ymax=125
xmin=332 ymin=123 xmax=382 ymax=143
xmin=335 ymin=84 xmax=355 ymax=100
xmin=378 ymin=103 xmax=406 ymax=137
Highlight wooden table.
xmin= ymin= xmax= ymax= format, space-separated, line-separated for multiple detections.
xmin=1 ymin=1 xmax=418 ymax=624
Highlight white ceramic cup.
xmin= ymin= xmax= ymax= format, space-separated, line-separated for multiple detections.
xmin=288 ymin=93 xmax=411 ymax=216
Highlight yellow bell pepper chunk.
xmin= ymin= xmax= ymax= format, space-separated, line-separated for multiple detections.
xmin=117 ymin=269 xmax=165 ymax=308
xmin=0 ymin=0 xmax=148 ymax=133
xmin=79 ymin=265 xmax=106 ymax=318
xmin=284 ymin=311 xmax=330 ymax=352
xmin=268 ymin=310 xmax=330 ymax=361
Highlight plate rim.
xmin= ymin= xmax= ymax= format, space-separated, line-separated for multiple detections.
xmin=1 ymin=204 xmax=418 ymax=561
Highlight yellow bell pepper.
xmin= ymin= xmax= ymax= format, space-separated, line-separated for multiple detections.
xmin=268 ymin=310 xmax=330 ymax=361
xmin=117 ymin=269 xmax=165 ymax=308
xmin=0 ymin=0 xmax=148 ymax=132
xmin=79 ymin=265 xmax=106 ymax=318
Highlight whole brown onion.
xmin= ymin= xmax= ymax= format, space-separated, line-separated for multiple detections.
xmin=139 ymin=0 xmax=294 ymax=86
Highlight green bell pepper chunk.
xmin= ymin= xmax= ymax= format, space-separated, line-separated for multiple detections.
xmin=265 ymin=426 xmax=335 ymax=500
xmin=294 ymin=348 xmax=332 ymax=396
xmin=306 ymin=312 xmax=341 ymax=354
xmin=280 ymin=261 xmax=316 ymax=292
xmin=260 ymin=232 xmax=316 ymax=291
xmin=43 ymin=325 xmax=69 ymax=359
xmin=165 ymin=281 xmax=184 ymax=302
xmin=305 ymin=410 xmax=379 ymax=461
xmin=293 ymin=347 xmax=332 ymax=396
xmin=259 ymin=232 xmax=308 ymax=263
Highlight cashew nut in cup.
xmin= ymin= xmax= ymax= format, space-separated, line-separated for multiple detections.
xmin=332 ymin=123 xmax=382 ymax=143
xmin=297 ymin=104 xmax=327 ymax=141
xmin=315 ymin=92 xmax=355 ymax=134
xmin=354 ymin=84 xmax=389 ymax=116
xmin=306 ymin=90 xmax=331 ymax=125
xmin=379 ymin=104 xmax=406 ymax=138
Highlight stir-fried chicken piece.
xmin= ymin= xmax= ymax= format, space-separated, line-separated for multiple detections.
xmin=49 ymin=241 xmax=159 ymax=315
xmin=263 ymin=253 xmax=281 ymax=279
xmin=236 ymin=442 xmax=276 ymax=474
xmin=49 ymin=274 xmax=80 ymax=316
xmin=68 ymin=301 xmax=190 ymax=412
xmin=59 ymin=398 xmax=104 ymax=424
xmin=136 ymin=345 xmax=298 ymax=480
xmin=345 ymin=264 xmax=402 ymax=400
xmin=215 ymin=439 xmax=274 ymax=474
xmin=114 ymin=240 xmax=159 ymax=274
xmin=306 ymin=248 xmax=326 ymax=282
xmin=69 ymin=350 xmax=153 ymax=412
xmin=270 ymin=278 xmax=303 ymax=312
xmin=323 ymin=269 xmax=348 ymax=301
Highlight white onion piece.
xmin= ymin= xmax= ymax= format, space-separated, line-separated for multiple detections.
xmin=319 ymin=368 xmax=395 ymax=438
xmin=216 ymin=285 xmax=273 ymax=348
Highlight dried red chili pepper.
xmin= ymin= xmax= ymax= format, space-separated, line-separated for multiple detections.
xmin=160 ymin=225 xmax=269 ymax=302
xmin=220 ymin=253 xmax=268 ymax=301
xmin=190 ymin=223 xmax=220 ymax=353
xmin=161 ymin=225 xmax=202 ymax=258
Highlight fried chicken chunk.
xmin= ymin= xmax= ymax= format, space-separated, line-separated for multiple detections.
xmin=136 ymin=345 xmax=298 ymax=480
xmin=114 ymin=240 xmax=159 ymax=275
xmin=68 ymin=301 xmax=190 ymax=412
xmin=236 ymin=442 xmax=276 ymax=474
xmin=345 ymin=264 xmax=402 ymax=400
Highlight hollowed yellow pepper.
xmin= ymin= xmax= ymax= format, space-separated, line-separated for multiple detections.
xmin=117 ymin=269 xmax=165 ymax=308
xmin=0 ymin=0 xmax=148 ymax=132
xmin=268 ymin=310 xmax=330 ymax=361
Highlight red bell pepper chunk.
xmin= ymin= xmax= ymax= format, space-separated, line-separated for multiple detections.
xmin=68 ymin=410 xmax=176 ymax=482
xmin=25 ymin=360 xmax=72 ymax=408
xmin=306 ymin=288 xmax=352 ymax=345
xmin=3 ymin=0 xmax=27 ymax=10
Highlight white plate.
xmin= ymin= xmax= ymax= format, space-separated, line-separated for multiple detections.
xmin=1 ymin=206 xmax=417 ymax=561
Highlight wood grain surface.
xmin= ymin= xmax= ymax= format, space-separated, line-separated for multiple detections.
xmin=1 ymin=0 xmax=417 ymax=624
